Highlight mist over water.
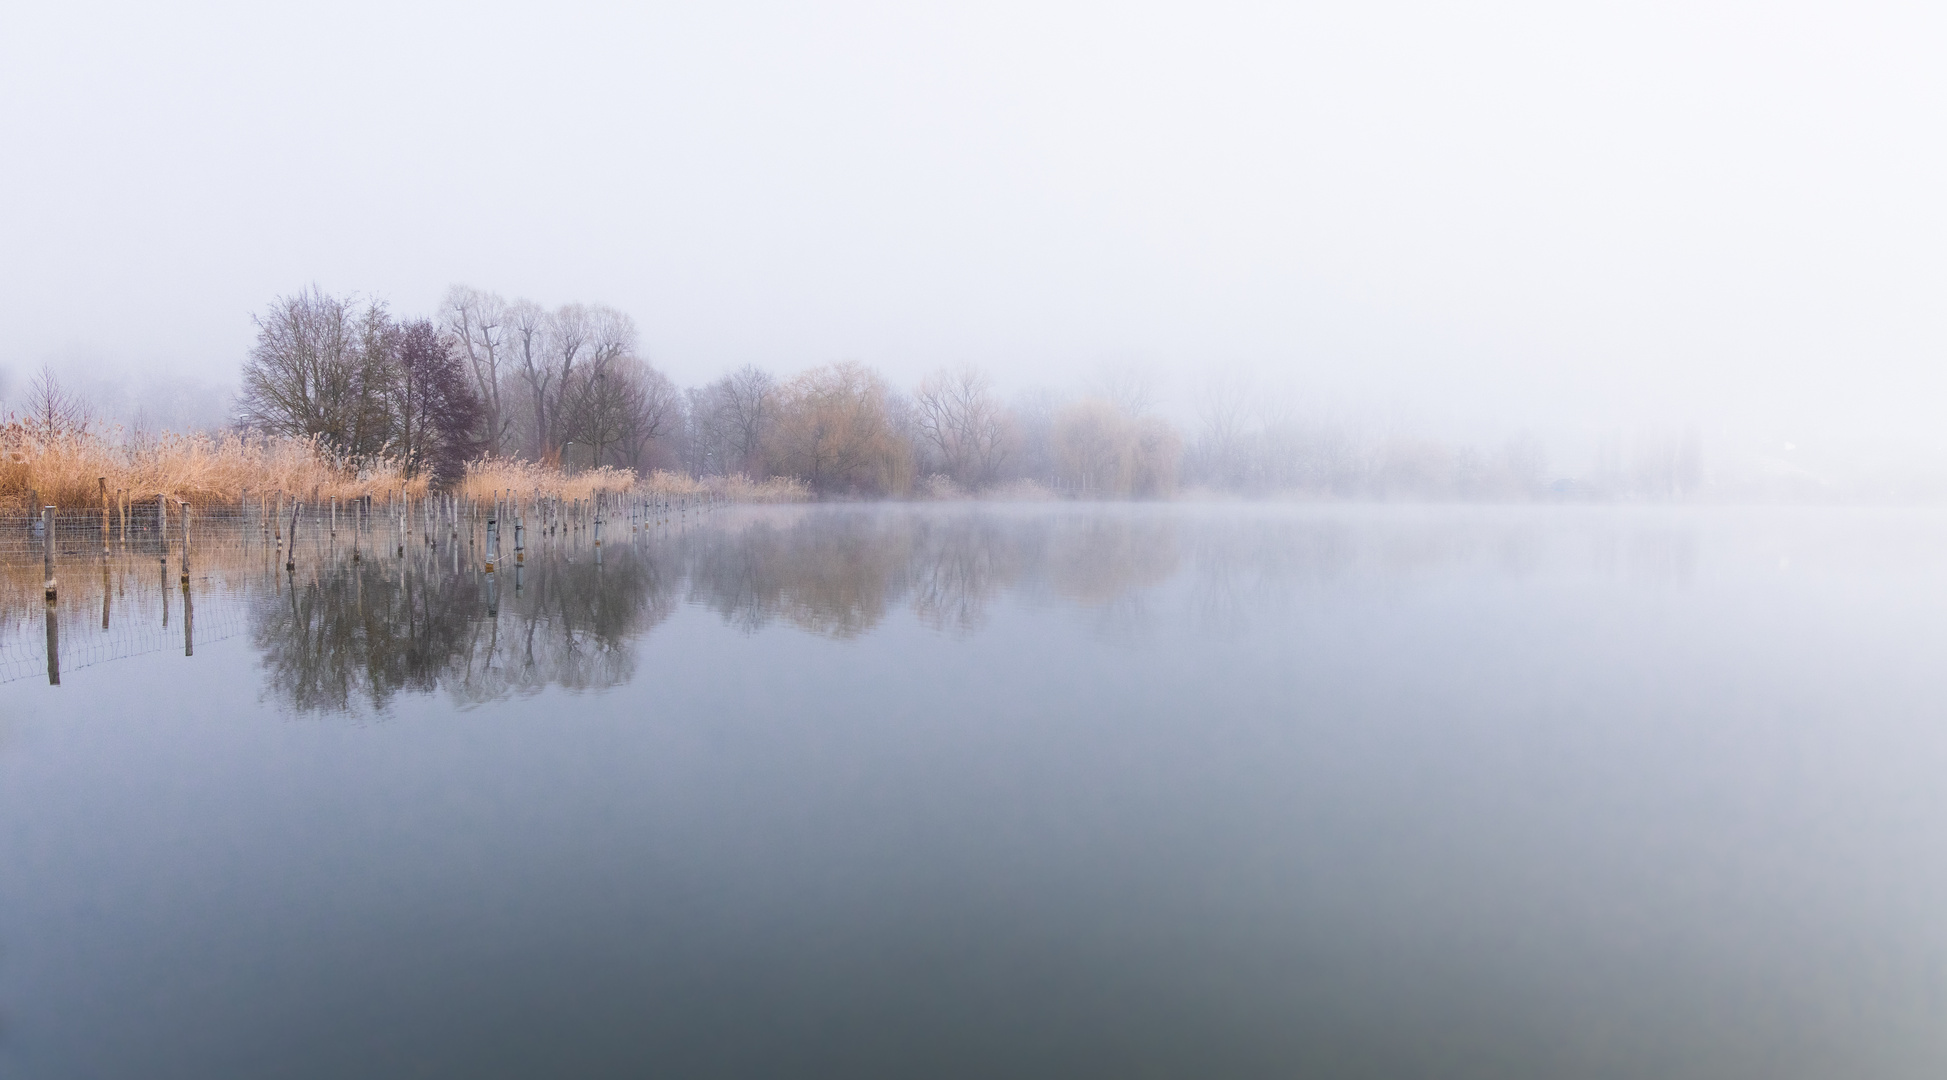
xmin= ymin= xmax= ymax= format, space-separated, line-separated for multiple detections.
xmin=5 ymin=503 xmax=1947 ymax=1078
xmin=11 ymin=3 xmax=1947 ymax=491
xmin=5 ymin=0 xmax=1944 ymax=1073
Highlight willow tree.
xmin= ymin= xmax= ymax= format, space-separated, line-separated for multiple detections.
xmin=765 ymin=362 xmax=911 ymax=496
xmin=1053 ymin=399 xmax=1182 ymax=498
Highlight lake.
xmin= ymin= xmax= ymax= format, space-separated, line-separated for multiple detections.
xmin=5 ymin=502 xmax=1947 ymax=1078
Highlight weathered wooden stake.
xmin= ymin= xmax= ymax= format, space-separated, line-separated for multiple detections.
xmin=485 ymin=508 xmax=498 ymax=573
xmin=286 ymin=501 xmax=300 ymax=572
xmin=43 ymin=506 xmax=57 ymax=599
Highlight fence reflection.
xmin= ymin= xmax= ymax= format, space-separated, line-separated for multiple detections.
xmin=251 ymin=543 xmax=675 ymax=712
xmin=5 ymin=505 xmax=1714 ymax=711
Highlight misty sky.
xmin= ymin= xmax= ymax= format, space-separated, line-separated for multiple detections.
xmin=3 ymin=1 xmax=1943 ymax=471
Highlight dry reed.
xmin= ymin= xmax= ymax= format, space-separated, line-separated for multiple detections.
xmin=455 ymin=459 xmax=808 ymax=504
xmin=0 ymin=424 xmax=810 ymax=510
xmin=0 ymin=425 xmax=426 ymax=509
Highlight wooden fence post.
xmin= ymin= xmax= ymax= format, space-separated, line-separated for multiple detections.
xmin=287 ymin=501 xmax=300 ymax=572
xmin=42 ymin=506 xmax=57 ymax=599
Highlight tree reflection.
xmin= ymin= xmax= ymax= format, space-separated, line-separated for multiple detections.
xmin=252 ymin=544 xmax=675 ymax=713
xmin=685 ymin=513 xmax=916 ymax=638
xmin=13 ymin=506 xmax=1719 ymax=708
xmin=246 ymin=509 xmax=1203 ymax=712
xmin=908 ymin=514 xmax=1032 ymax=635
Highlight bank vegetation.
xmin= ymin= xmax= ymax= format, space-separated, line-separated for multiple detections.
xmin=10 ymin=282 xmax=1697 ymax=509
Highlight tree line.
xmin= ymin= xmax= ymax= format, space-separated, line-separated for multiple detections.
xmin=209 ymin=283 xmax=1698 ymax=500
xmin=237 ymin=285 xmax=1187 ymax=498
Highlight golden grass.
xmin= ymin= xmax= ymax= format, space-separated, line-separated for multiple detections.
xmin=702 ymin=472 xmax=811 ymax=503
xmin=454 ymin=458 xmax=640 ymax=504
xmin=1 ymin=425 xmax=810 ymax=510
xmin=0 ymin=426 xmax=426 ymax=509
xmin=455 ymin=459 xmax=809 ymax=503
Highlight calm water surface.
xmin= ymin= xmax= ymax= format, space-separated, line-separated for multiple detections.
xmin=5 ymin=503 xmax=1947 ymax=1078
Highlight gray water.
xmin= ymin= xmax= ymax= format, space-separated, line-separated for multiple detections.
xmin=5 ymin=503 xmax=1947 ymax=1078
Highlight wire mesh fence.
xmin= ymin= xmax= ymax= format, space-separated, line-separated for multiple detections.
xmin=1 ymin=491 xmax=727 ymax=561
xmin=0 ymin=575 xmax=253 ymax=685
xmin=1 ymin=494 xmax=727 ymax=689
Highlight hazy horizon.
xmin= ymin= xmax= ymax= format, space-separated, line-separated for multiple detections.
xmin=5 ymin=0 xmax=1944 ymax=492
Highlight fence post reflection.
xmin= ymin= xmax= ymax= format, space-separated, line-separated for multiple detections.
xmin=44 ymin=595 xmax=59 ymax=686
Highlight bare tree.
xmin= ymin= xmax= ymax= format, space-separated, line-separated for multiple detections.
xmin=563 ymin=369 xmax=622 ymax=468
xmin=717 ymin=364 xmax=775 ymax=474
xmin=239 ymin=288 xmax=397 ymax=459
xmin=505 ymin=300 xmax=553 ymax=460
xmin=588 ymin=306 xmax=636 ymax=370
xmin=1089 ymin=359 xmax=1159 ymax=418
xmin=20 ymin=365 xmax=92 ymax=441
xmin=347 ymin=302 xmax=399 ymax=457
xmin=442 ymin=285 xmax=512 ymax=455
xmin=679 ymin=383 xmax=723 ymax=475
xmin=1005 ymin=388 xmax=1060 ymax=486
xmin=616 ymin=360 xmax=680 ymax=472
xmin=555 ymin=306 xmax=635 ymax=463
xmin=1188 ymin=371 xmax=1254 ymax=488
xmin=556 ymin=320 xmax=674 ymax=474
xmin=913 ymin=364 xmax=1010 ymax=488
xmin=542 ymin=304 xmax=591 ymax=459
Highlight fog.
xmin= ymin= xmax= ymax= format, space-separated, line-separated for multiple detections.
xmin=4 ymin=0 xmax=1944 ymax=491
xmin=16 ymin=503 xmax=1947 ymax=1076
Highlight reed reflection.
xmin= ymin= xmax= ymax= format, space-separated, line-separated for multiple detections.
xmin=216 ymin=506 xmax=1714 ymax=712
xmin=251 ymin=543 xmax=676 ymax=713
